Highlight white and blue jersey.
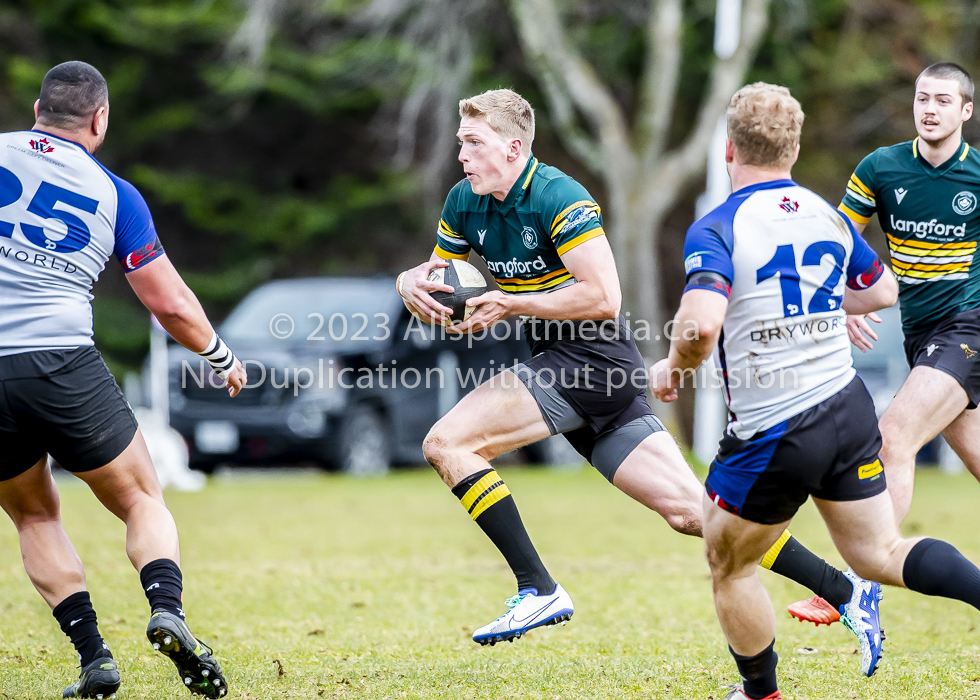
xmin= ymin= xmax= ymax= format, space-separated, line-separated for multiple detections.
xmin=0 ymin=130 xmax=164 ymax=356
xmin=684 ymin=179 xmax=880 ymax=439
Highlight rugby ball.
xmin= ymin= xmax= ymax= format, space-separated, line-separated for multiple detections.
xmin=414 ymin=259 xmax=489 ymax=325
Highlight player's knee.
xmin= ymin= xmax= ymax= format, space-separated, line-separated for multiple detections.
xmin=7 ymin=495 xmax=61 ymax=528
xmin=704 ymin=539 xmax=739 ymax=579
xmin=665 ymin=505 xmax=703 ymax=537
xmin=422 ymin=429 xmax=452 ymax=471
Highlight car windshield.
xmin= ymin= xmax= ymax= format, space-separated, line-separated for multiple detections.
xmin=220 ymin=279 xmax=401 ymax=348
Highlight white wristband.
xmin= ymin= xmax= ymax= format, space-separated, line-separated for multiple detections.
xmin=199 ymin=331 xmax=237 ymax=380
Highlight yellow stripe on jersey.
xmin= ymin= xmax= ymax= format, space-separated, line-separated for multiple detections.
xmin=848 ymin=174 xmax=874 ymax=199
xmin=556 ymin=227 xmax=605 ymax=256
xmin=496 ymin=273 xmax=574 ymax=293
xmin=521 ymin=158 xmax=539 ymax=190
xmin=891 ymin=258 xmax=972 ymax=273
xmin=439 ymin=219 xmax=464 ymax=239
xmin=913 ymin=136 xmax=919 ymax=159
xmin=886 ymin=233 xmax=977 ymax=250
xmin=494 ymin=268 xmax=570 ymax=286
xmin=838 ymin=204 xmax=871 ymax=225
xmin=962 ymin=142 xmax=972 ymax=161
xmin=550 ymin=200 xmax=600 ymax=236
xmin=433 ymin=244 xmax=469 ymax=261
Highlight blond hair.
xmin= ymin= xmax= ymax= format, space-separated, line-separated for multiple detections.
xmin=459 ymin=89 xmax=535 ymax=155
xmin=727 ymin=82 xmax=804 ymax=170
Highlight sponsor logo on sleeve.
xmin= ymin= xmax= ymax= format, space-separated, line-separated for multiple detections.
xmin=962 ymin=343 xmax=977 ymax=359
xmin=557 ymin=205 xmax=599 ymax=237
xmin=684 ymin=252 xmax=705 ymax=274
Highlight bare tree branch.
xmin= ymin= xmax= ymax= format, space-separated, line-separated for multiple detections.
xmin=226 ymin=0 xmax=282 ymax=68
xmin=652 ymin=0 xmax=771 ymax=201
xmin=637 ymin=0 xmax=683 ymax=161
xmin=509 ymin=0 xmax=632 ymax=169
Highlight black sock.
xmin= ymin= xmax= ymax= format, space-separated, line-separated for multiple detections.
xmin=140 ymin=558 xmax=184 ymax=617
xmin=763 ymin=532 xmax=853 ymax=610
xmin=452 ymin=469 xmax=556 ymax=595
xmin=730 ymin=640 xmax=779 ymax=699
xmin=52 ymin=591 xmax=111 ymax=667
xmin=903 ymin=538 xmax=980 ymax=609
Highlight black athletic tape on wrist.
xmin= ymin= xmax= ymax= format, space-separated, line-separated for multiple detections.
xmin=199 ymin=331 xmax=237 ymax=379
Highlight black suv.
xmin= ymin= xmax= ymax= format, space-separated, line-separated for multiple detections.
xmin=168 ymin=277 xmax=567 ymax=474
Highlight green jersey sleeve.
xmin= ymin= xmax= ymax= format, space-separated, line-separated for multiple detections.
xmin=434 ymin=184 xmax=471 ymax=260
xmin=839 ymin=152 xmax=878 ymax=226
xmin=541 ymin=178 xmax=605 ymax=256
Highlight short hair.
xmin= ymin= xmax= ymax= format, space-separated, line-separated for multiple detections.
xmin=37 ymin=61 xmax=109 ymax=130
xmin=727 ymin=82 xmax=804 ymax=170
xmin=917 ymin=62 xmax=974 ymax=104
xmin=459 ymin=89 xmax=535 ymax=155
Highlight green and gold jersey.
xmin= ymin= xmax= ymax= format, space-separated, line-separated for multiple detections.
xmin=840 ymin=138 xmax=980 ymax=335
xmin=435 ymin=155 xmax=605 ymax=351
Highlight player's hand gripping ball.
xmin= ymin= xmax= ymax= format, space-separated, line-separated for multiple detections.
xmin=411 ymin=259 xmax=489 ymax=326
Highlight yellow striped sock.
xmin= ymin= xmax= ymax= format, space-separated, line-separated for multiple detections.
xmin=459 ymin=470 xmax=512 ymax=521
xmin=761 ymin=530 xmax=793 ymax=570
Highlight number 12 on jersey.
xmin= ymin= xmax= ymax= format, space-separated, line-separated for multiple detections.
xmin=756 ymin=241 xmax=846 ymax=317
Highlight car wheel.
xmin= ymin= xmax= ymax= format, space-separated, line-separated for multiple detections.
xmin=339 ymin=405 xmax=391 ymax=477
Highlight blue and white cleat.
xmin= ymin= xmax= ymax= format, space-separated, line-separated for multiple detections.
xmin=472 ymin=584 xmax=574 ymax=646
xmin=839 ymin=568 xmax=885 ymax=677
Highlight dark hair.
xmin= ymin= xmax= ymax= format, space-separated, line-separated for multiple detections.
xmin=917 ymin=62 xmax=974 ymax=104
xmin=37 ymin=61 xmax=108 ymax=129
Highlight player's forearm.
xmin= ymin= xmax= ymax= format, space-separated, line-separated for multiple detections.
xmin=148 ymin=285 xmax=215 ymax=353
xmin=842 ymin=268 xmax=899 ymax=315
xmin=505 ymin=281 xmax=620 ymax=321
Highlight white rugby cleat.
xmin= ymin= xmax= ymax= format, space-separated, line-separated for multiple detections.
xmin=472 ymin=584 xmax=574 ymax=646
xmin=839 ymin=568 xmax=885 ymax=677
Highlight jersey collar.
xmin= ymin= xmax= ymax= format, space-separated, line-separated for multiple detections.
xmin=729 ymin=178 xmax=796 ymax=198
xmin=29 ymin=129 xmax=88 ymax=151
xmin=912 ymin=136 xmax=970 ymax=177
xmin=496 ymin=155 xmax=539 ymax=213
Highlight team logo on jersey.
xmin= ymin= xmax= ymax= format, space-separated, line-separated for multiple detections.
xmin=477 ymin=229 xmax=487 ymax=245
xmin=521 ymin=226 xmax=538 ymax=249
xmin=962 ymin=343 xmax=977 ymax=359
xmin=895 ymin=187 xmax=908 ymax=204
xmin=779 ymin=197 xmax=799 ymax=213
xmin=28 ymin=137 xmax=54 ymax=154
xmin=953 ymin=191 xmax=977 ymax=215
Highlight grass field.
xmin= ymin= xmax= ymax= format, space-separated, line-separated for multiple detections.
xmin=2 ymin=465 xmax=980 ymax=699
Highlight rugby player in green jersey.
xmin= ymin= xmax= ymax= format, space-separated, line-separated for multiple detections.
xmin=789 ymin=62 xmax=980 ymax=626
xmin=398 ymin=89 xmax=876 ymax=656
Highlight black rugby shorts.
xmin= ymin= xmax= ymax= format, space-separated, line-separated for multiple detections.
xmin=0 ymin=346 xmax=138 ymax=480
xmin=904 ymin=308 xmax=980 ymax=409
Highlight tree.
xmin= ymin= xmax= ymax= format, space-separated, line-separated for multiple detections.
xmin=509 ymin=0 xmax=771 ymax=357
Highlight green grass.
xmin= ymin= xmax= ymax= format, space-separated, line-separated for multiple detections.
xmin=2 ymin=466 xmax=980 ymax=699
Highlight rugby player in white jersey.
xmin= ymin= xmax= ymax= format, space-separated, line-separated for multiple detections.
xmin=652 ymin=82 xmax=980 ymax=699
xmin=396 ymin=89 xmax=882 ymax=654
xmin=0 ymin=61 xmax=245 ymax=698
